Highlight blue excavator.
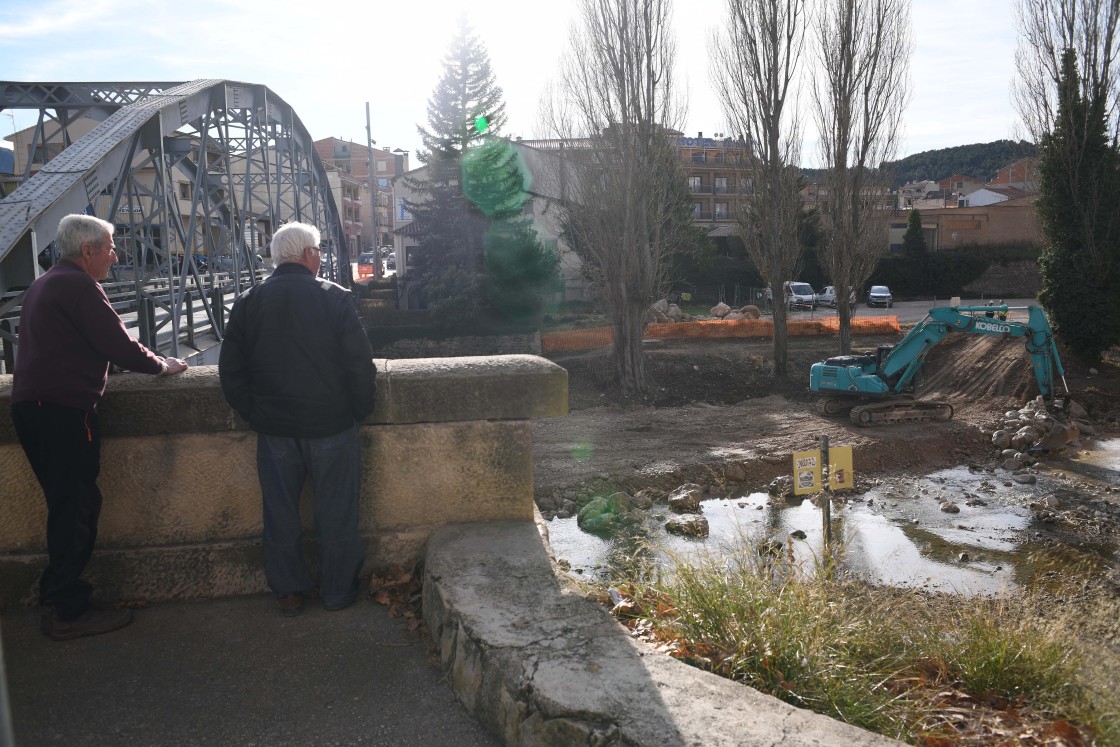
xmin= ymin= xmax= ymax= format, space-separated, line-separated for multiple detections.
xmin=810 ymin=303 xmax=1069 ymax=426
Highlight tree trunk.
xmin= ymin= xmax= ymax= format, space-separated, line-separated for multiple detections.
xmin=614 ymin=300 xmax=647 ymax=399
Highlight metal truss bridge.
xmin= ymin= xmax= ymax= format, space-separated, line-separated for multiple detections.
xmin=0 ymin=80 xmax=351 ymax=369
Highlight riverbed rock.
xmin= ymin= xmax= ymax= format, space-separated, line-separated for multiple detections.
xmin=665 ymin=514 xmax=709 ymax=538
xmin=668 ymin=483 xmax=704 ymax=512
xmin=992 ymin=431 xmax=1012 ymax=449
xmin=724 ymin=464 xmax=747 ymax=482
xmin=577 ymin=493 xmax=640 ymax=535
xmin=790 ymin=529 xmax=807 ymax=540
xmin=768 ymin=475 xmax=793 ymax=499
xmin=939 ymin=501 xmax=961 ymax=513
xmin=1012 ymin=473 xmax=1038 ymax=485
xmin=630 ymin=491 xmax=655 ymax=510
xmin=1002 ymin=457 xmax=1024 ymax=471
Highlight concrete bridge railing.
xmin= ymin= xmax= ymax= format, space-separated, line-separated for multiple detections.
xmin=0 ymin=355 xmax=567 ymax=608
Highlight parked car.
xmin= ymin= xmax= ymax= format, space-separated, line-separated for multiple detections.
xmin=866 ymin=285 xmax=893 ymax=308
xmin=783 ymin=281 xmax=817 ymax=309
xmin=816 ymin=285 xmax=857 ymax=308
xmin=386 ymin=252 xmax=396 ymax=271
xmin=357 ymin=251 xmax=376 ymax=266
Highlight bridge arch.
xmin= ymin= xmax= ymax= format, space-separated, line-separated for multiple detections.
xmin=0 ymin=79 xmax=350 ymax=362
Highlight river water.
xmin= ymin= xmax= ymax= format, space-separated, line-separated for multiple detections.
xmin=546 ymin=439 xmax=1120 ymax=596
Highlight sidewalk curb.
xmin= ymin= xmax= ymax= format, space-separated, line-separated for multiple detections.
xmin=423 ymin=519 xmax=901 ymax=746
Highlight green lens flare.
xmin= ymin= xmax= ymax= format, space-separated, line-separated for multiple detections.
xmin=474 ymin=116 xmax=489 ymax=133
xmin=570 ymin=442 xmax=594 ymax=462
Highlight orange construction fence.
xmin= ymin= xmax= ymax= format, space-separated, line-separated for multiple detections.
xmin=540 ymin=316 xmax=900 ymax=355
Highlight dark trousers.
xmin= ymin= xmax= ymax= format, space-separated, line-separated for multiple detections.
xmin=256 ymin=425 xmax=365 ymax=609
xmin=10 ymin=401 xmax=102 ymax=621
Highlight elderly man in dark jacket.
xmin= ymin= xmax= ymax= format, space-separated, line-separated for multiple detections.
xmin=219 ymin=222 xmax=375 ymax=616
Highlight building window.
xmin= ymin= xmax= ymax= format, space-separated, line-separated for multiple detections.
xmin=691 ymin=152 xmax=707 ymax=163
xmin=714 ymin=177 xmax=727 ymax=194
xmin=376 ymin=159 xmax=388 ymax=172
xmin=178 ymin=182 xmax=191 ymax=199
xmin=714 ymin=202 xmax=729 ymax=219
xmin=692 ymin=202 xmax=702 ymax=218
xmin=378 ymin=178 xmax=388 ymax=188
xmin=688 ymin=176 xmax=701 ymax=193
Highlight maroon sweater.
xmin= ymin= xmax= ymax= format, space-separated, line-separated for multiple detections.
xmin=11 ymin=260 xmax=163 ymax=412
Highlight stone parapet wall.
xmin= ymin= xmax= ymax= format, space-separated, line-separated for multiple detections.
xmin=370 ymin=332 xmax=541 ymax=359
xmin=0 ymin=355 xmax=567 ymax=608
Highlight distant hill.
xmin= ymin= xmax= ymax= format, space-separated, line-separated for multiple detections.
xmin=883 ymin=140 xmax=1038 ymax=186
xmin=798 ymin=140 xmax=1039 ymax=188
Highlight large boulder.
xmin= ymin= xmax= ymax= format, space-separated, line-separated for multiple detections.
xmin=668 ymin=483 xmax=704 ymax=513
xmin=665 ymin=514 xmax=709 ymax=538
xmin=710 ymin=302 xmax=731 ymax=318
xmin=666 ymin=304 xmax=685 ymax=322
xmin=739 ymin=305 xmax=761 ymax=319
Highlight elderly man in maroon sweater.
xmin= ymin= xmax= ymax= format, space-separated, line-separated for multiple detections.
xmin=10 ymin=214 xmax=188 ymax=641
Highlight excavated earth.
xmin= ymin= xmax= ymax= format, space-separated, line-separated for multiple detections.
xmin=534 ymin=333 xmax=1120 ymax=510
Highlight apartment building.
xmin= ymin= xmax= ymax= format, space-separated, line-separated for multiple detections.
xmin=672 ymin=134 xmax=751 ymax=227
xmin=314 ymin=137 xmax=410 ymax=251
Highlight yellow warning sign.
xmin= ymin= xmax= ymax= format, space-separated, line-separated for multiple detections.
xmin=829 ymin=446 xmax=854 ymax=490
xmin=792 ymin=450 xmax=821 ymax=495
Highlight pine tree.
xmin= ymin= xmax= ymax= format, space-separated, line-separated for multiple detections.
xmin=407 ymin=18 xmax=507 ymax=311
xmin=1037 ymin=49 xmax=1120 ymax=363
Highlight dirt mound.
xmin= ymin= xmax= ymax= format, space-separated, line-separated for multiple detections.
xmin=920 ymin=333 xmax=1039 ymax=413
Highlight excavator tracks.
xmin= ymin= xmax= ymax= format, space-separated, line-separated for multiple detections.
xmin=848 ymin=400 xmax=954 ymax=426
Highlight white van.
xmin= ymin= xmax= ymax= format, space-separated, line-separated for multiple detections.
xmin=816 ymin=285 xmax=857 ymax=308
xmin=783 ymin=281 xmax=817 ymax=309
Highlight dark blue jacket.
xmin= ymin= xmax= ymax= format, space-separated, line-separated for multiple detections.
xmin=219 ymin=263 xmax=375 ymax=438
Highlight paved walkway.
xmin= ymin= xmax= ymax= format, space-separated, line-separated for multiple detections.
xmin=1 ymin=595 xmax=499 ymax=747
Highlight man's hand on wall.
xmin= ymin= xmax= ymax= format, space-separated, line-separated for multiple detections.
xmin=161 ymin=357 xmax=189 ymax=376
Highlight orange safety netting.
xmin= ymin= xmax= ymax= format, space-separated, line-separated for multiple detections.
xmin=541 ymin=316 xmax=900 ymax=354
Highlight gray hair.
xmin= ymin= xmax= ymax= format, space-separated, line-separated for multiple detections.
xmin=270 ymin=222 xmax=320 ymax=265
xmin=56 ymin=214 xmax=115 ymax=260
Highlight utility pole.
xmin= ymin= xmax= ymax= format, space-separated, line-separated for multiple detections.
xmin=365 ymin=102 xmax=381 ymax=280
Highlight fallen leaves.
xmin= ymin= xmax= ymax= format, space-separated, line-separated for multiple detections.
xmin=368 ymin=563 xmax=424 ymax=633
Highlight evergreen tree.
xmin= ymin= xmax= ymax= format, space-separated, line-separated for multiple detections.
xmin=902 ymin=209 xmax=927 ymax=256
xmin=407 ymin=18 xmax=507 ymax=311
xmin=462 ymin=137 xmax=559 ymax=322
xmin=1037 ymin=49 xmax=1120 ymax=363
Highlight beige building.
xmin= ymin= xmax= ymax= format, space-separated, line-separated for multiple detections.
xmin=888 ymin=196 xmax=1040 ymax=251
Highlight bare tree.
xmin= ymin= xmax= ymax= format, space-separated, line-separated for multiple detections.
xmin=710 ymin=0 xmax=807 ymax=380
xmin=545 ymin=0 xmax=689 ymax=400
xmin=1014 ymin=0 xmax=1120 ymax=145
xmin=811 ymin=0 xmax=912 ymax=355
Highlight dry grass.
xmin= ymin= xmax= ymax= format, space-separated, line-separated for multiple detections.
xmin=599 ymin=539 xmax=1119 ymax=745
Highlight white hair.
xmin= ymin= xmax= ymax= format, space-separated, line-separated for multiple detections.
xmin=56 ymin=214 xmax=115 ymax=260
xmin=270 ymin=222 xmax=321 ymax=265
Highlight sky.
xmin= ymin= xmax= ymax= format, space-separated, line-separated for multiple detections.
xmin=0 ymin=0 xmax=1024 ymax=168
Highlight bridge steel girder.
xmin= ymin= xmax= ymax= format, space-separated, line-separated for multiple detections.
xmin=0 ymin=79 xmax=350 ymax=361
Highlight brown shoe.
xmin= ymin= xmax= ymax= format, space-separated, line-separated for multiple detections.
xmin=41 ymin=606 xmax=134 ymax=641
xmin=276 ymin=593 xmax=303 ymax=617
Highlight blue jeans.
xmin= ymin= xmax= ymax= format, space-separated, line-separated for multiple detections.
xmin=256 ymin=425 xmax=365 ymax=609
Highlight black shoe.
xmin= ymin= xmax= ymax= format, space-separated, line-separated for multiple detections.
xmin=40 ymin=606 xmax=133 ymax=641
xmin=276 ymin=593 xmax=303 ymax=617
